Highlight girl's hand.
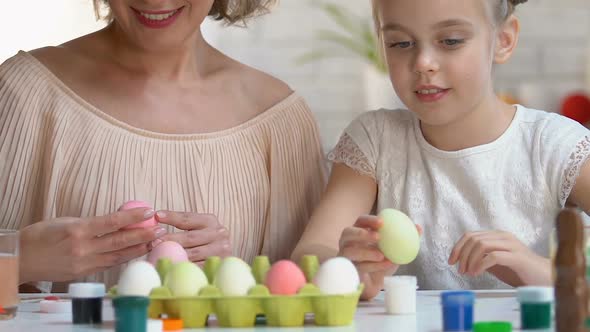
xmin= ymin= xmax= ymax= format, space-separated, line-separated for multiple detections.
xmin=19 ymin=207 xmax=166 ymax=284
xmin=448 ymin=231 xmax=551 ymax=286
xmin=155 ymin=212 xmax=231 ymax=266
xmin=338 ymin=215 xmax=422 ymax=300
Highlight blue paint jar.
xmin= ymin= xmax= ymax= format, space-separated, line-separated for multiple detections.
xmin=441 ymin=290 xmax=475 ymax=331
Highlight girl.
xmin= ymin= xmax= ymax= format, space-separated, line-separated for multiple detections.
xmin=292 ymin=0 xmax=590 ymax=300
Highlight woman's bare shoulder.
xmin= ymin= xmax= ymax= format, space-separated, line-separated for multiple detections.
xmin=228 ymin=58 xmax=295 ymax=114
xmin=28 ymin=32 xmax=105 ymax=77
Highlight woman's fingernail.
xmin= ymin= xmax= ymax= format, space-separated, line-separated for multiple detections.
xmin=150 ymin=239 xmax=164 ymax=248
xmin=154 ymin=227 xmax=167 ymax=237
xmin=156 ymin=211 xmax=167 ymax=219
xmin=144 ymin=209 xmax=155 ymax=219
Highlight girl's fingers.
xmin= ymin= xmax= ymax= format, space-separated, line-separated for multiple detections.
xmin=339 ymin=227 xmax=379 ymax=248
xmin=472 ymin=251 xmax=515 ymax=276
xmin=465 ymin=239 xmax=508 ymax=275
xmin=353 ymin=215 xmax=383 ymax=231
xmin=339 ymin=245 xmax=384 ymax=263
xmin=355 ymin=260 xmax=396 ymax=274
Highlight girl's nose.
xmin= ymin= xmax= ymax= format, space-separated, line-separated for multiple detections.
xmin=413 ymin=48 xmax=440 ymax=75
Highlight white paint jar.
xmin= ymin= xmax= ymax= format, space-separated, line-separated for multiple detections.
xmin=384 ymin=276 xmax=417 ymax=315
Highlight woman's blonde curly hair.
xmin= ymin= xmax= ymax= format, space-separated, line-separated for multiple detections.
xmin=93 ymin=0 xmax=277 ymax=25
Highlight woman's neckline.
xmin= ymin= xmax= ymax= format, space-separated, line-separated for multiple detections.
xmin=413 ymin=104 xmax=522 ymax=158
xmin=19 ymin=50 xmax=301 ymax=141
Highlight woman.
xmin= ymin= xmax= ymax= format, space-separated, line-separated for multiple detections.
xmin=0 ymin=0 xmax=326 ymax=291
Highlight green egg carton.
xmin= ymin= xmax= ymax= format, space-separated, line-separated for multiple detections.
xmin=110 ymin=255 xmax=363 ymax=328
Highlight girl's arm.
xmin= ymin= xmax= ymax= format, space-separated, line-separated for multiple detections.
xmin=291 ymin=163 xmax=377 ymax=262
xmin=568 ymin=161 xmax=590 ymax=213
xmin=293 ymin=164 xmax=402 ymax=300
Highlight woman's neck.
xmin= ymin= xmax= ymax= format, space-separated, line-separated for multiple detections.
xmin=100 ymin=23 xmax=214 ymax=83
xmin=419 ymin=93 xmax=517 ymax=151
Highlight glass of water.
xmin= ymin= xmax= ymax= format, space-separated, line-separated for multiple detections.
xmin=0 ymin=230 xmax=19 ymax=320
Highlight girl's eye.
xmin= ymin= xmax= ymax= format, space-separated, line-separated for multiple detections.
xmin=441 ymin=39 xmax=464 ymax=47
xmin=389 ymin=41 xmax=414 ymax=49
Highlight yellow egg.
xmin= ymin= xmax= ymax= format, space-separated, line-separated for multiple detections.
xmin=378 ymin=209 xmax=420 ymax=265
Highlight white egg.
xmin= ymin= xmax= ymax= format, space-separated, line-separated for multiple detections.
xmin=118 ymin=261 xmax=161 ymax=296
xmin=164 ymin=262 xmax=208 ymax=297
xmin=214 ymin=257 xmax=256 ymax=296
xmin=313 ymin=257 xmax=360 ymax=295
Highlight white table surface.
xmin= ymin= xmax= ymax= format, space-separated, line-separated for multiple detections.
xmin=0 ymin=290 xmax=554 ymax=332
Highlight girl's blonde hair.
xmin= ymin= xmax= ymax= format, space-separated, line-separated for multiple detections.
xmin=370 ymin=0 xmax=528 ymax=61
xmin=371 ymin=0 xmax=528 ymax=34
xmin=93 ymin=0 xmax=277 ymax=25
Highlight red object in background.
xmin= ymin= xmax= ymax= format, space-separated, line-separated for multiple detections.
xmin=561 ymin=93 xmax=590 ymax=124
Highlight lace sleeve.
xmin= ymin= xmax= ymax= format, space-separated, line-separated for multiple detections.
xmin=561 ymin=136 xmax=590 ymax=204
xmin=327 ymin=133 xmax=376 ymax=179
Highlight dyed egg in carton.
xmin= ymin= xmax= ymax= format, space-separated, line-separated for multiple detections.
xmin=110 ymin=255 xmax=363 ymax=328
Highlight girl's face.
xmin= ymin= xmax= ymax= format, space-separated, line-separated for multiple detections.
xmin=107 ymin=0 xmax=214 ymax=51
xmin=375 ymin=0 xmax=500 ymax=126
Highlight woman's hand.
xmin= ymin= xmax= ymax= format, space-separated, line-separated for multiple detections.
xmin=448 ymin=230 xmax=551 ymax=286
xmin=338 ymin=215 xmax=422 ymax=301
xmin=155 ymin=211 xmax=232 ymax=265
xmin=19 ymin=207 xmax=166 ymax=284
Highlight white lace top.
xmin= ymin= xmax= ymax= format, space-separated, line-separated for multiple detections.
xmin=328 ymin=105 xmax=590 ymax=290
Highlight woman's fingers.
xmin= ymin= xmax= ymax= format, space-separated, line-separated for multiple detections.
xmin=161 ymin=226 xmax=228 ymax=248
xmin=87 ymin=208 xmax=156 ymax=237
xmin=156 ymin=211 xmax=219 ymax=231
xmin=91 ymin=226 xmax=166 ymax=254
xmin=96 ymin=242 xmax=152 ymax=269
xmin=185 ymin=240 xmax=232 ymax=262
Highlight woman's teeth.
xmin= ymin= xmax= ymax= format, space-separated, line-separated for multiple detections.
xmin=139 ymin=9 xmax=178 ymax=21
xmin=417 ymin=89 xmax=444 ymax=95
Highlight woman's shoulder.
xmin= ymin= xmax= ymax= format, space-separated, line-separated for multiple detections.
xmin=230 ymin=59 xmax=295 ymax=116
xmin=0 ymin=48 xmax=55 ymax=83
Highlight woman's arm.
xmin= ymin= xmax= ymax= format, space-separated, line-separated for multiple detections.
xmin=291 ymin=163 xmax=377 ymax=263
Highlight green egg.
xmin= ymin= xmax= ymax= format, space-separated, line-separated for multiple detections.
xmin=377 ymin=208 xmax=420 ymax=265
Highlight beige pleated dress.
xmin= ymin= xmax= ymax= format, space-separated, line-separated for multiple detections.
xmin=0 ymin=51 xmax=327 ymax=290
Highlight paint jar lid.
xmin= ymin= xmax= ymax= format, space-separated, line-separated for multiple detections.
xmin=68 ymin=283 xmax=106 ymax=298
xmin=517 ymin=286 xmax=554 ymax=303
xmin=40 ymin=299 xmax=72 ymax=313
xmin=384 ymin=275 xmax=418 ymax=288
xmin=147 ymin=319 xmax=163 ymax=332
xmin=441 ymin=290 xmax=475 ymax=306
xmin=473 ymin=321 xmax=512 ymax=332
xmin=162 ymin=319 xmax=183 ymax=330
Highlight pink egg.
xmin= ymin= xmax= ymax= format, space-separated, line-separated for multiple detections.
xmin=147 ymin=241 xmax=189 ymax=265
xmin=265 ymin=260 xmax=307 ymax=295
xmin=118 ymin=200 xmax=158 ymax=230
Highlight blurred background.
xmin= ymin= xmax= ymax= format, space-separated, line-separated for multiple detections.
xmin=1 ymin=0 xmax=589 ymax=152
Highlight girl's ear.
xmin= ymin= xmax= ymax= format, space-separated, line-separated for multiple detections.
xmin=494 ymin=15 xmax=520 ymax=64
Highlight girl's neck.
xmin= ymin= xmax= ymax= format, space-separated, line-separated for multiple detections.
xmin=419 ymin=94 xmax=517 ymax=151
xmin=100 ymin=23 xmax=214 ymax=83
